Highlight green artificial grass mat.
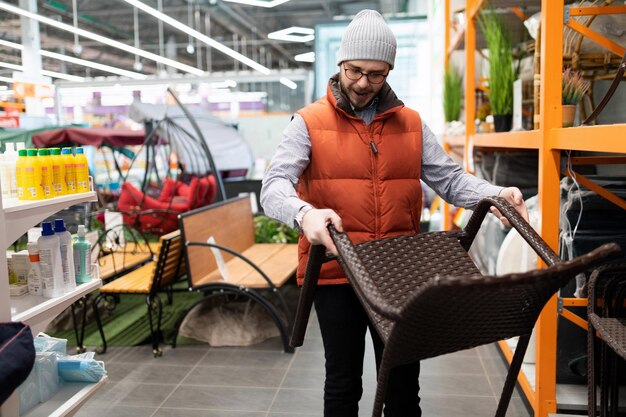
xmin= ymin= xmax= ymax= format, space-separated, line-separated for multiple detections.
xmin=50 ymin=289 xmax=204 ymax=348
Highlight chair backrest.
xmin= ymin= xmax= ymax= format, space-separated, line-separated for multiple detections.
xmin=151 ymin=230 xmax=184 ymax=292
xmin=178 ymin=196 xmax=255 ymax=288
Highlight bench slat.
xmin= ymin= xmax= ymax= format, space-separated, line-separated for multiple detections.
xmin=98 ymin=251 xmax=154 ymax=281
xmin=193 ymin=243 xmax=297 ymax=289
xmin=99 ymin=230 xmax=183 ymax=295
xmin=100 ymin=263 xmax=155 ymax=293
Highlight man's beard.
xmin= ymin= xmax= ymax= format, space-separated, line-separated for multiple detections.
xmin=339 ymin=81 xmax=374 ymax=111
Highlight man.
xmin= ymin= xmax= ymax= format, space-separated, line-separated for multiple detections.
xmin=261 ymin=9 xmax=527 ymax=417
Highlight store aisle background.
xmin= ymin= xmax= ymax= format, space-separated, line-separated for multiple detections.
xmin=75 ymin=309 xmax=531 ymax=417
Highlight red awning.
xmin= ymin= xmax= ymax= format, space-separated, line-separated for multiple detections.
xmin=32 ymin=127 xmax=145 ymax=148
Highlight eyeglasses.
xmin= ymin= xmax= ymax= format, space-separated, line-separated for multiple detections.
xmin=343 ymin=65 xmax=389 ymax=84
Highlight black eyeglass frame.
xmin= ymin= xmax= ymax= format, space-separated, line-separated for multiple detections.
xmin=342 ymin=65 xmax=389 ymax=84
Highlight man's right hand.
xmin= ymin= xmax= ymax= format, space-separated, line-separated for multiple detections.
xmin=301 ymin=208 xmax=344 ymax=255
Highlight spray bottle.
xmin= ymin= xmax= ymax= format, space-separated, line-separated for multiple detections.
xmin=73 ymin=225 xmax=92 ymax=283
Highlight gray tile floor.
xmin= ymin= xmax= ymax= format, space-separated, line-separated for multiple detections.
xmin=75 ymin=311 xmax=532 ymax=417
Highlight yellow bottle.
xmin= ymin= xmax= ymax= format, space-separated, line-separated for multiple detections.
xmin=15 ymin=149 xmax=27 ymax=200
xmin=61 ymin=147 xmax=76 ymax=194
xmin=74 ymin=147 xmax=90 ymax=193
xmin=49 ymin=148 xmax=67 ymax=196
xmin=38 ymin=149 xmax=53 ymax=199
xmin=24 ymin=149 xmax=43 ymax=200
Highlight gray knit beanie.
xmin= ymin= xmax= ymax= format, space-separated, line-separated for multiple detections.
xmin=336 ymin=10 xmax=396 ymax=69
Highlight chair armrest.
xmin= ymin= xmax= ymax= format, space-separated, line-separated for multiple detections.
xmin=329 ymin=226 xmax=402 ymax=320
xmin=461 ymin=196 xmax=561 ymax=266
xmin=588 ymin=264 xmax=626 ymax=318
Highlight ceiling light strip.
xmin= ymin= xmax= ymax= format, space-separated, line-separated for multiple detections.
xmin=268 ymin=27 xmax=314 ymax=43
xmin=0 ymin=39 xmax=146 ymax=79
xmin=41 ymin=51 xmax=146 ymax=79
xmin=41 ymin=69 xmax=85 ymax=82
xmin=294 ymin=51 xmax=315 ymax=62
xmin=279 ymin=77 xmax=297 ymax=89
xmin=223 ymin=0 xmax=291 ymax=8
xmin=0 ymin=61 xmax=85 ymax=82
xmin=122 ymin=0 xmax=270 ymax=75
xmin=0 ymin=1 xmax=204 ymax=76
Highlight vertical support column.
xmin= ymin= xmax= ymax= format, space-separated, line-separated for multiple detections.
xmin=464 ymin=0 xmax=476 ymax=173
xmin=536 ymin=1 xmax=564 ymax=416
xmin=19 ymin=0 xmax=42 ymax=77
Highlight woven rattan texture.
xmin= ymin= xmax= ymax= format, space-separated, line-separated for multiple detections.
xmin=587 ymin=264 xmax=626 ymax=417
xmin=589 ymin=315 xmax=626 ymax=360
xmin=292 ymin=197 xmax=620 ymax=417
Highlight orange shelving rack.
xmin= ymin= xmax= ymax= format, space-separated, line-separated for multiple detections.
xmin=444 ymin=1 xmax=626 ymax=416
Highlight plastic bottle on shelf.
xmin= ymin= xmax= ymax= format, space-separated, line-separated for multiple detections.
xmin=0 ymin=143 xmax=17 ymax=199
xmin=38 ymin=148 xmax=53 ymax=199
xmin=74 ymin=147 xmax=90 ymax=193
xmin=62 ymin=147 xmax=76 ymax=194
xmin=54 ymin=219 xmax=76 ymax=292
xmin=73 ymin=225 xmax=92 ymax=283
xmin=27 ymin=242 xmax=42 ymax=296
xmin=15 ymin=149 xmax=27 ymax=200
xmin=24 ymin=149 xmax=43 ymax=200
xmin=49 ymin=148 xmax=67 ymax=197
xmin=37 ymin=222 xmax=65 ymax=298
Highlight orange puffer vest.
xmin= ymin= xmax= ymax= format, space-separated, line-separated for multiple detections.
xmin=295 ymin=77 xmax=423 ymax=285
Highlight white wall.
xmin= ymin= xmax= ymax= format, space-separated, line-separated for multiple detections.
xmin=236 ymin=114 xmax=292 ymax=175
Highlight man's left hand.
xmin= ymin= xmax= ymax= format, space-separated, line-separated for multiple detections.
xmin=491 ymin=187 xmax=529 ymax=227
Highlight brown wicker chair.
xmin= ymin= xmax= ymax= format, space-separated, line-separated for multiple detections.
xmin=291 ymin=196 xmax=620 ymax=417
xmin=587 ymin=264 xmax=626 ymax=417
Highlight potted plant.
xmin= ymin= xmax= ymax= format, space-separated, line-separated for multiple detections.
xmin=443 ymin=64 xmax=463 ymax=124
xmin=478 ymin=7 xmax=514 ymax=132
xmin=562 ymin=68 xmax=590 ymax=127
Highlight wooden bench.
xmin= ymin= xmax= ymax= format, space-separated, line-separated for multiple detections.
xmin=176 ymin=195 xmax=298 ymax=352
xmin=91 ymin=230 xmax=185 ymax=356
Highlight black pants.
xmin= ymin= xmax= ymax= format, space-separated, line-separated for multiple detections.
xmin=314 ymin=284 xmax=421 ymax=417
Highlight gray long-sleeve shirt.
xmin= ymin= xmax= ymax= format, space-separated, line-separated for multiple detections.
xmin=261 ymin=104 xmax=503 ymax=228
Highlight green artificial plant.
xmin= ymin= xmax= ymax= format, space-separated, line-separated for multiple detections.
xmin=562 ymin=68 xmax=590 ymax=105
xmin=443 ymin=64 xmax=463 ymax=122
xmin=254 ymin=215 xmax=299 ymax=244
xmin=478 ymin=6 xmax=514 ymax=116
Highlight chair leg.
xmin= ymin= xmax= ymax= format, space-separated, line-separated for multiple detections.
xmin=290 ymin=244 xmax=326 ymax=348
xmin=600 ymin=342 xmax=609 ymax=417
xmin=371 ymin=361 xmax=391 ymax=417
xmin=588 ymin=322 xmax=598 ymax=417
xmin=495 ymin=334 xmax=530 ymax=417
xmin=608 ymin=350 xmax=618 ymax=417
xmin=92 ymin=294 xmax=108 ymax=354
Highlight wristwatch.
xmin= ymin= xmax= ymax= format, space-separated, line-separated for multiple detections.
xmin=294 ymin=204 xmax=314 ymax=233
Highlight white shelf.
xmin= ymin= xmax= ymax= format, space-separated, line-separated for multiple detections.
xmin=2 ymin=192 xmax=97 ymax=245
xmin=10 ymin=279 xmax=101 ymax=335
xmin=23 ymin=376 xmax=108 ymax=417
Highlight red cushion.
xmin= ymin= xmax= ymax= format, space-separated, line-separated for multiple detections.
xmin=194 ymin=177 xmax=209 ymax=209
xmin=157 ymin=178 xmax=175 ymax=203
xmin=205 ymin=174 xmax=217 ymax=206
xmin=118 ymin=182 xmax=190 ymax=233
